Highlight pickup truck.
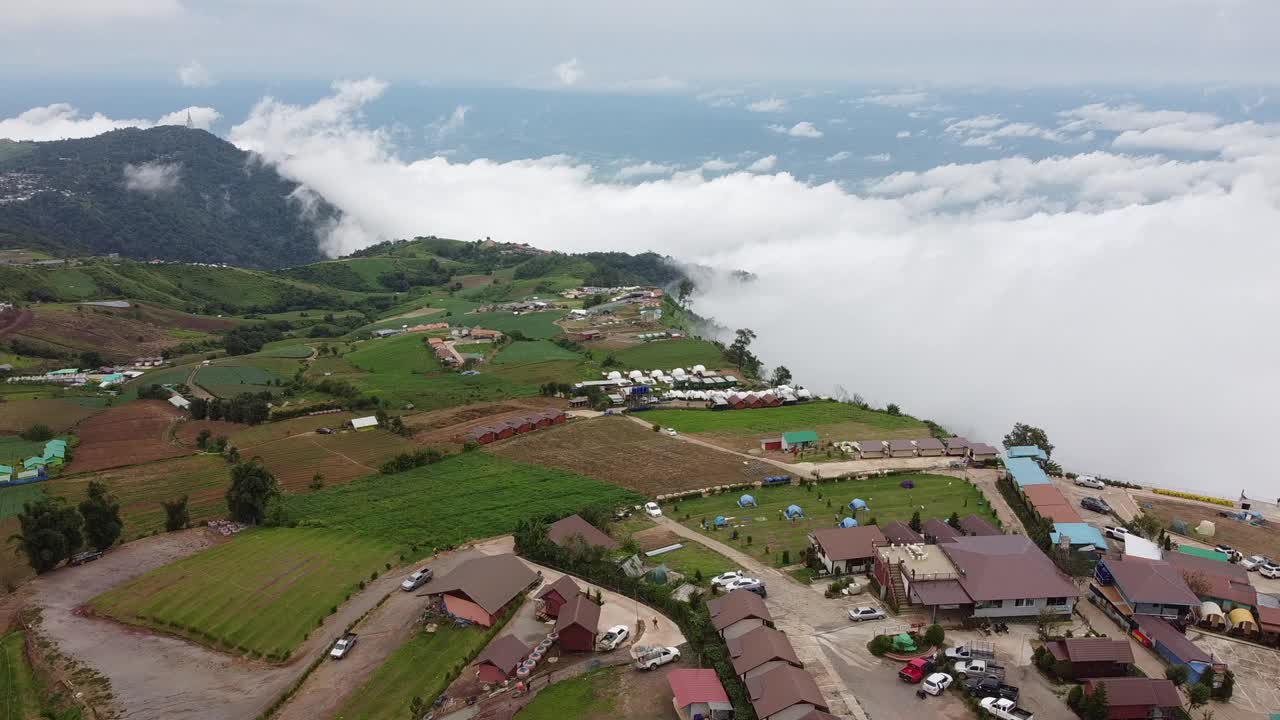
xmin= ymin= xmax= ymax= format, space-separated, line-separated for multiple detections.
xmin=898 ymin=656 xmax=937 ymax=683
xmin=966 ymin=677 xmax=1020 ymax=703
xmin=953 ymin=659 xmax=1005 ymax=679
xmin=945 ymin=642 xmax=995 ymax=661
xmin=330 ymin=633 xmax=358 ymax=659
xmin=980 ymin=697 xmax=1033 ymax=720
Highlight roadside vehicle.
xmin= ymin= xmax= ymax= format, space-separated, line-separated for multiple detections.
xmin=954 ymin=659 xmax=1005 ymax=679
xmin=1240 ymin=555 xmax=1265 ymax=571
xmin=980 ymin=697 xmax=1034 ymax=720
xmin=922 ymin=673 xmax=953 ymax=696
xmin=1214 ymin=544 xmax=1235 ymax=556
xmin=899 ymin=656 xmax=937 ymax=683
xmin=966 ymin=677 xmax=1020 ymax=702
xmin=330 ymin=633 xmax=357 ymax=659
xmin=1073 ymin=476 xmax=1104 ymax=489
xmin=70 ymin=550 xmax=103 ymax=566
xmin=664 ymin=428 xmax=678 ymax=436
xmin=634 ymin=646 xmax=681 ymax=670
xmin=644 ymin=502 xmax=663 ymax=517
xmin=725 ymin=578 xmax=767 ymax=596
xmin=401 ymin=566 xmax=433 ymax=591
xmin=847 ymin=606 xmax=885 ymax=622
xmin=1260 ymin=562 xmax=1280 ymax=579
xmin=945 ymin=642 xmax=995 ymax=661
xmin=1080 ymin=497 xmax=1112 ymax=514
xmin=711 ymin=570 xmax=746 ymax=588
xmin=1103 ymin=525 xmax=1129 ymax=541
xmin=598 ymin=625 xmax=630 ymax=651
xmin=316 ymin=427 xmax=334 ymax=434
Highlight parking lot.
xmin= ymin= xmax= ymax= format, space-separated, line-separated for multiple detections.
xmin=1187 ymin=631 xmax=1280 ymax=717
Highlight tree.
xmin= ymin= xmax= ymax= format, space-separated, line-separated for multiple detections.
xmin=19 ymin=424 xmax=54 ymax=442
xmin=79 ymin=481 xmax=123 ymax=551
xmin=947 ymin=511 xmax=961 ymax=529
xmin=909 ymin=510 xmax=922 ymax=533
xmin=1083 ymin=681 xmax=1109 ymax=720
xmin=771 ymin=365 xmax=792 ymax=387
xmin=885 ymin=403 xmax=901 ymax=416
xmin=1066 ymin=684 xmax=1084 ymax=710
xmin=196 ymin=428 xmax=212 ymax=449
xmin=1181 ymin=570 xmax=1211 ymax=597
xmin=309 ymin=472 xmax=325 ymax=491
xmin=1214 ymin=669 xmax=1234 ymax=700
xmin=924 ymin=624 xmax=945 ymax=647
xmin=225 ymin=460 xmax=281 ymax=524
xmin=726 ymin=328 xmax=761 ymax=375
xmin=676 ymin=278 xmax=695 ymax=306
xmin=11 ymin=497 xmax=84 ymax=573
xmin=162 ymin=495 xmax=190 ymax=531
xmin=1188 ymin=683 xmax=1210 ymax=707
xmin=1128 ymin=512 xmax=1163 ymax=539
xmin=79 ymin=350 xmax=104 ymax=368
xmin=1165 ymin=665 xmax=1189 ymax=686
xmin=189 ymin=397 xmax=209 ymax=420
xmin=1002 ymin=423 xmax=1054 ymax=457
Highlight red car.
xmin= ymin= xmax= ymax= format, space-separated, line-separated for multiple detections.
xmin=899 ymin=656 xmax=937 ymax=683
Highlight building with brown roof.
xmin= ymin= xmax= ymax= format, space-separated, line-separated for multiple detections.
xmin=745 ymin=664 xmax=830 ymax=720
xmin=912 ymin=438 xmax=944 ymax=456
xmin=942 ymin=534 xmax=1079 ymax=618
xmin=968 ymin=443 xmax=999 ymax=461
xmin=854 ymin=440 xmax=885 ymax=459
xmin=1164 ymin=552 xmax=1258 ymax=612
xmin=809 ymin=525 xmax=886 ymax=575
xmin=428 ymin=554 xmax=539 ymax=627
xmin=1045 ymin=637 xmax=1135 ymax=678
xmin=922 ymin=518 xmax=961 ymax=544
xmin=536 ymin=574 xmax=581 ymax=618
xmin=547 ymin=514 xmax=619 ymax=551
xmin=667 ymin=669 xmax=733 ymax=720
xmin=473 ymin=634 xmax=531 ymax=684
xmin=879 ymin=521 xmax=924 ymax=545
xmin=726 ymin=625 xmax=804 ymax=679
xmin=554 ymin=592 xmax=602 ymax=652
xmin=943 ymin=437 xmax=970 ymax=456
xmin=1096 ymin=557 xmax=1199 ymax=620
xmin=886 ymin=439 xmax=916 ymax=458
xmin=709 ymin=589 xmax=774 ymax=640
xmin=1082 ymin=678 xmax=1182 ymax=720
xmin=958 ymin=514 xmax=1002 ymax=537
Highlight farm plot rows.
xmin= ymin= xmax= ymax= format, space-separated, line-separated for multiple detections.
xmin=66 ymin=400 xmax=189 ymax=473
xmin=92 ymin=528 xmax=396 ymax=661
xmin=0 ymin=399 xmax=100 ymax=433
xmin=0 ymin=484 xmax=44 ymax=520
xmin=243 ymin=430 xmax=415 ymax=490
xmin=229 ymin=412 xmax=358 ymax=447
xmin=491 ymin=340 xmax=579 ymax=365
xmin=174 ymin=419 xmax=247 ymax=448
xmin=487 ymin=416 xmax=779 ymax=495
xmin=0 ymin=631 xmax=48 ymax=720
xmin=336 ymin=624 xmax=493 ymax=720
xmin=194 ymin=365 xmax=285 ymax=399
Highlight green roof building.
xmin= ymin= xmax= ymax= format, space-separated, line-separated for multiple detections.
xmin=1179 ymin=546 xmax=1229 ymax=562
xmin=781 ymin=431 xmax=819 ymax=451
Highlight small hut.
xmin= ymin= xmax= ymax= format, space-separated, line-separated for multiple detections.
xmin=1199 ymin=602 xmax=1226 ymax=631
xmin=1229 ymin=607 xmax=1257 ymax=634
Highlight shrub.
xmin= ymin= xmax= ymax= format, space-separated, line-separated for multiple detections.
xmin=781 ymin=550 xmax=790 ymax=564
xmin=924 ymin=624 xmax=945 ymax=647
xmin=1066 ymin=684 xmax=1083 ymax=709
xmin=19 ymin=424 xmax=54 ymax=442
xmin=1165 ymin=665 xmax=1189 ymax=686
xmin=868 ymin=635 xmax=892 ymax=656
xmin=1215 ymin=669 xmax=1234 ymax=700
xmin=1188 ymin=683 xmax=1210 ymax=707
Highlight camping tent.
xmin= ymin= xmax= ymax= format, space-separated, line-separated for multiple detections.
xmin=1196 ymin=520 xmax=1216 ymax=537
xmin=738 ymin=495 xmax=757 ymax=508
xmin=849 ymin=499 xmax=868 ymax=511
xmin=1199 ymin=602 xmax=1226 ymax=631
xmin=1229 ymin=607 xmax=1257 ymax=633
xmin=892 ymin=633 xmax=917 ymax=652
xmin=785 ymin=505 xmax=804 ymax=519
xmin=839 ymin=518 xmax=858 ymax=528
xmin=900 ymin=480 xmax=915 ymax=489
xmin=714 ymin=516 xmax=728 ymax=527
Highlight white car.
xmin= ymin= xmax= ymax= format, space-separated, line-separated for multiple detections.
xmin=1103 ymin=525 xmax=1129 ymax=541
xmin=847 ymin=606 xmax=886 ymax=622
xmin=634 ymin=646 xmax=681 ymax=670
xmin=644 ymin=502 xmax=663 ymax=517
xmin=664 ymin=428 xmax=678 ymax=436
xmin=329 ymin=633 xmax=357 ymax=659
xmin=1240 ymin=555 xmax=1265 ymax=571
xmin=723 ymin=577 xmax=763 ymax=592
xmin=1074 ymin=476 xmax=1104 ymax=489
xmin=711 ymin=570 xmax=746 ymax=588
xmin=598 ymin=625 xmax=631 ymax=651
xmin=923 ymin=672 xmax=953 ymax=696
xmin=400 ymin=567 xmax=433 ymax=591
xmin=1260 ymin=562 xmax=1280 ymax=579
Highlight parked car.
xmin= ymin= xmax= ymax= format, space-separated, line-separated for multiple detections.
xmin=899 ymin=656 xmax=937 ymax=683
xmin=1080 ymin=497 xmax=1112 ymax=514
xmin=70 ymin=550 xmax=103 ymax=566
xmin=664 ymin=428 xmax=678 ymax=436
xmin=316 ymin=427 xmax=334 ymax=435
xmin=1103 ymin=525 xmax=1129 ymax=540
xmin=401 ymin=566 xmax=433 ymax=591
xmin=966 ymin=677 xmax=1020 ymax=703
xmin=1260 ymin=562 xmax=1280 ymax=579
xmin=847 ymin=606 xmax=885 ymax=622
xmin=634 ymin=646 xmax=681 ymax=670
xmin=330 ymin=633 xmax=358 ymax=659
xmin=598 ymin=625 xmax=631 ymax=651
xmin=954 ymin=659 xmax=1005 ymax=679
xmin=945 ymin=642 xmax=995 ymax=661
xmin=724 ymin=578 xmax=767 ymax=596
xmin=1074 ymin=476 xmax=1104 ymax=489
xmin=979 ymin=697 xmax=1033 ymax=720
xmin=1240 ymin=555 xmax=1265 ymax=571
xmin=711 ymin=570 xmax=747 ymax=588
xmin=922 ymin=673 xmax=954 ymax=696
xmin=644 ymin=502 xmax=663 ymax=518
xmin=1214 ymin=544 xmax=1235 ymax=556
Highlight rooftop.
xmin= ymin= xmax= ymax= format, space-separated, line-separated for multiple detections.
xmin=969 ymin=443 xmax=999 ymax=456
xmin=810 ymin=525 xmax=886 ymax=561
xmin=1006 ymin=456 xmax=1050 ymax=486
xmin=708 ymin=589 xmax=773 ymax=631
xmin=726 ymin=625 xmax=803 ymax=676
xmin=473 ymin=634 xmax=531 ymax=674
xmin=536 ymin=574 xmax=580 ymax=602
xmin=1104 ymin=558 xmax=1200 ymax=607
xmin=745 ymin=664 xmax=829 ymax=719
xmin=668 ymin=669 xmax=730 ymax=709
xmin=887 ymin=439 xmax=915 ymax=451
xmin=922 ymin=518 xmax=961 ymax=543
xmin=547 ymin=514 xmax=619 ymax=551
xmin=428 ymin=554 xmax=538 ymax=614
xmin=958 ymin=514 xmax=1002 ymax=537
xmin=783 ymin=431 xmax=819 ymax=444
xmin=913 ymin=438 xmax=945 ymax=450
xmin=878 ymin=543 xmax=959 ymax=577
xmin=1047 ymin=637 xmax=1135 ymax=664
xmin=1006 ymin=446 xmax=1049 ymax=460
xmin=943 ymin=534 xmax=1080 ymax=602
xmin=554 ymin=592 xmax=601 ymax=634
xmin=1134 ymin=617 xmax=1211 ymax=663
xmin=1050 ymin=522 xmax=1109 ymax=549
xmin=880 ymin=521 xmax=925 ymax=545
xmin=1083 ymin=678 xmax=1181 ymax=709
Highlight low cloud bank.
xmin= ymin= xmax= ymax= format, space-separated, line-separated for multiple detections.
xmin=0 ymin=104 xmax=219 ymax=141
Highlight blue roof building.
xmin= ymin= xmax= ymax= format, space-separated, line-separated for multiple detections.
xmin=1007 ymin=446 xmax=1048 ymax=460
xmin=1006 ymin=456 xmax=1051 ymax=486
xmin=1051 ymin=523 xmax=1108 ymax=550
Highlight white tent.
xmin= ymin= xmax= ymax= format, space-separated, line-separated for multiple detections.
xmin=1122 ymin=534 xmax=1163 ymax=561
xmin=607 ymin=371 xmax=623 ymax=380
xmin=1199 ymin=601 xmax=1226 ymax=630
xmin=1196 ymin=520 xmax=1216 ymax=537
xmin=351 ymin=416 xmax=378 ymax=430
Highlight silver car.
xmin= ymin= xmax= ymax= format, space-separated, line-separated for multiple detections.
xmin=847 ymin=606 xmax=885 ymax=622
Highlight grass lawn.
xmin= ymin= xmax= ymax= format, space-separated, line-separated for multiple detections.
xmin=515 ymin=667 xmax=620 ymax=720
xmin=492 ymin=340 xmax=580 ymax=365
xmin=0 ymin=434 xmax=65 ymax=463
xmin=0 ymin=399 xmax=101 ymax=433
xmin=648 ymin=541 xmax=737 ymax=586
xmin=671 ymin=474 xmax=996 ymax=567
xmin=0 ymin=484 xmax=45 ymax=520
xmin=92 ymin=528 xmax=396 ymax=661
xmin=611 ymin=339 xmax=727 ymax=371
xmin=452 ymin=311 xmax=562 ymax=339
xmin=0 ymin=631 xmax=48 ymax=720
xmin=335 ymin=624 xmax=495 ymax=720
xmin=641 ymin=402 xmax=931 ymax=444
xmin=254 ymin=344 xmax=314 ymax=358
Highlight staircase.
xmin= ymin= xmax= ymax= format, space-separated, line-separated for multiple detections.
xmin=887 ymin=562 xmax=907 ymax=610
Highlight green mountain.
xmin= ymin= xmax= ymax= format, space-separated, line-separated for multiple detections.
xmin=0 ymin=127 xmax=333 ymax=268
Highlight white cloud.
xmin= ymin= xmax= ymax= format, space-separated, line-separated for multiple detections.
xmin=746 ymin=155 xmax=777 ymax=172
xmin=747 ymin=98 xmax=788 ymax=113
xmin=826 ymin=151 xmax=852 ymax=163
xmin=123 ymin=161 xmax=182 ymax=193
xmin=9 ymin=0 xmax=181 ymax=26
xmin=0 ymin=104 xmax=218 ymax=141
xmin=428 ymin=105 xmax=470 ymax=141
xmin=553 ymin=58 xmax=584 ymax=86
xmin=944 ymin=114 xmax=1070 ymax=147
xmin=699 ymin=158 xmax=738 ymax=172
xmin=864 ymin=153 xmax=892 ymax=163
xmin=219 ymin=81 xmax=1280 ymax=499
xmin=861 ymin=91 xmax=930 ymax=108
xmin=618 ymin=161 xmax=676 ymax=179
xmin=896 ymin=130 xmax=912 ymax=139
xmin=768 ymin=121 xmax=822 ymax=138
xmin=177 ymin=60 xmax=213 ymax=88
xmin=697 ymin=89 xmax=742 ymax=108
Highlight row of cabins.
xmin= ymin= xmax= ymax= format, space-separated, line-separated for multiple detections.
xmin=458 ymin=410 xmax=567 ymax=445
xmin=1005 ymin=447 xmax=1111 ymax=552
xmin=5 ymin=438 xmax=68 ymax=481
xmin=427 ymin=337 xmax=462 ymax=366
xmin=1041 ymin=637 xmax=1186 ymax=720
xmin=709 ymin=387 xmax=811 ymax=410
xmin=832 ymin=437 xmax=997 ymax=460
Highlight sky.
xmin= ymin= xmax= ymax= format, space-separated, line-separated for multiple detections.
xmin=3 ymin=2 xmax=1280 ymax=500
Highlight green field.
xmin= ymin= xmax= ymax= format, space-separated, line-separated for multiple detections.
xmin=641 ymin=402 xmax=931 ymax=440
xmin=452 ymin=311 xmax=563 ymax=339
xmin=647 ymin=541 xmax=737 ymax=586
xmin=611 ymin=339 xmax=727 ymax=371
xmin=346 ymin=334 xmax=431 ymax=374
xmin=515 ymin=667 xmax=619 ymax=720
xmin=0 ymin=631 xmax=48 ymax=720
xmin=93 ymin=528 xmax=396 ymax=660
xmin=194 ymin=365 xmax=283 ymax=398
xmin=336 ymin=624 xmax=496 ymax=720
xmin=286 ymin=452 xmax=640 ymax=549
xmin=254 ymin=344 xmax=314 ymax=358
xmin=492 ymin=340 xmax=580 ymax=365
xmin=672 ymin=474 xmax=997 ymax=567
xmin=0 ymin=435 xmax=63 ymax=463
xmin=0 ymin=484 xmax=44 ymax=520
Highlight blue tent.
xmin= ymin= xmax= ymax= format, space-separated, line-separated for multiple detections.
xmin=714 ymin=515 xmax=728 ymax=527
xmin=900 ymin=480 xmax=915 ymax=489
xmin=839 ymin=517 xmax=858 ymax=528
xmin=785 ymin=504 xmax=804 ymax=519
xmin=738 ymin=494 xmax=757 ymax=508
xmin=849 ymin=498 xmax=868 ymax=511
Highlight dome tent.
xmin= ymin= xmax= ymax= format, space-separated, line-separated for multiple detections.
xmin=839 ymin=517 xmax=858 ymax=528
xmin=648 ymin=565 xmax=670 ymax=585
xmin=714 ymin=516 xmax=728 ymax=527
xmin=1199 ymin=602 xmax=1226 ymax=630
xmin=1196 ymin=520 xmax=1216 ymax=537
xmin=1228 ymin=607 xmax=1256 ymax=632
xmin=785 ymin=504 xmax=804 ymax=519
xmin=849 ymin=498 xmax=868 ymax=511
xmin=738 ymin=494 xmax=757 ymax=508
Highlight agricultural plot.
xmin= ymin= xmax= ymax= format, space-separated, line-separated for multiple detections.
xmin=453 ymin=310 xmax=562 ymax=339
xmin=337 ymin=624 xmax=493 ymax=720
xmin=285 ymin=452 xmax=640 ymax=549
xmin=353 ymin=366 xmax=547 ymax=412
xmin=0 ymin=484 xmax=44 ymax=520
xmin=0 ymin=631 xmax=47 ymax=720
xmin=672 ymin=474 xmax=997 ymax=567
xmin=14 ymin=304 xmax=222 ymax=359
xmin=174 ymin=419 xmax=246 ymax=448
xmin=492 ymin=340 xmax=580 ymax=365
xmin=245 ymin=430 xmax=413 ymax=491
xmin=66 ymin=400 xmax=189 ymax=473
xmin=488 ymin=416 xmax=779 ymax=495
xmin=0 ymin=434 xmax=62 ymax=462
xmin=229 ymin=412 xmax=357 ymax=447
xmin=93 ymin=528 xmax=396 ymax=660
xmin=0 ymin=399 xmax=100 ymax=433
xmin=611 ymin=338 xmax=727 ymax=371
xmin=346 ymin=333 xmax=432 ymax=373
xmin=1145 ymin=496 xmax=1280 ymax=560
xmin=254 ymin=344 xmax=314 ymax=358
xmin=194 ymin=365 xmax=285 ymax=398
xmin=48 ymin=455 xmax=231 ymax=538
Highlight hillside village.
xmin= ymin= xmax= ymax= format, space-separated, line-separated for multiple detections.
xmin=0 ymin=240 xmax=1277 ymax=720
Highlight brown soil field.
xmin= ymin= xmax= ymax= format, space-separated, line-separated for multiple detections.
xmin=174 ymin=419 xmax=247 ymax=448
xmin=0 ymin=308 xmax=32 ymax=336
xmin=1145 ymin=496 xmax=1280 ymax=559
xmin=0 ymin=398 xmax=101 ymax=432
xmin=67 ymin=400 xmax=189 ymax=473
xmin=243 ymin=430 xmax=412 ymax=491
xmin=455 ymin=274 xmax=495 ymax=289
xmin=230 ymin=412 xmax=358 ymax=448
xmin=407 ymin=400 xmax=566 ymax=445
xmin=382 ymin=305 xmax=446 ymax=322
xmin=16 ymin=304 xmax=218 ymax=360
xmin=486 ymin=415 xmax=778 ymax=495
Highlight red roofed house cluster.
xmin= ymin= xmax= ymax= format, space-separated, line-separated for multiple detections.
xmin=457 ymin=409 xmax=566 ymax=445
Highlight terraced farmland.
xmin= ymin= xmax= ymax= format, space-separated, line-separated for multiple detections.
xmin=49 ymin=455 xmax=230 ymax=538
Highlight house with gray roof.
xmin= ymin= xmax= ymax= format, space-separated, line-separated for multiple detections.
xmin=942 ymin=534 xmax=1080 ymax=618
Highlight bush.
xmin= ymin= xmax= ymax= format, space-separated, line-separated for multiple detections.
xmin=868 ymin=635 xmax=892 ymax=656
xmin=924 ymin=624 xmax=945 ymax=647
xmin=1164 ymin=665 xmax=1189 ymax=686
xmin=19 ymin=423 xmax=54 ymax=442
xmin=1188 ymin=683 xmax=1210 ymax=707
xmin=781 ymin=550 xmax=790 ymax=564
xmin=1066 ymin=684 xmax=1083 ymax=709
